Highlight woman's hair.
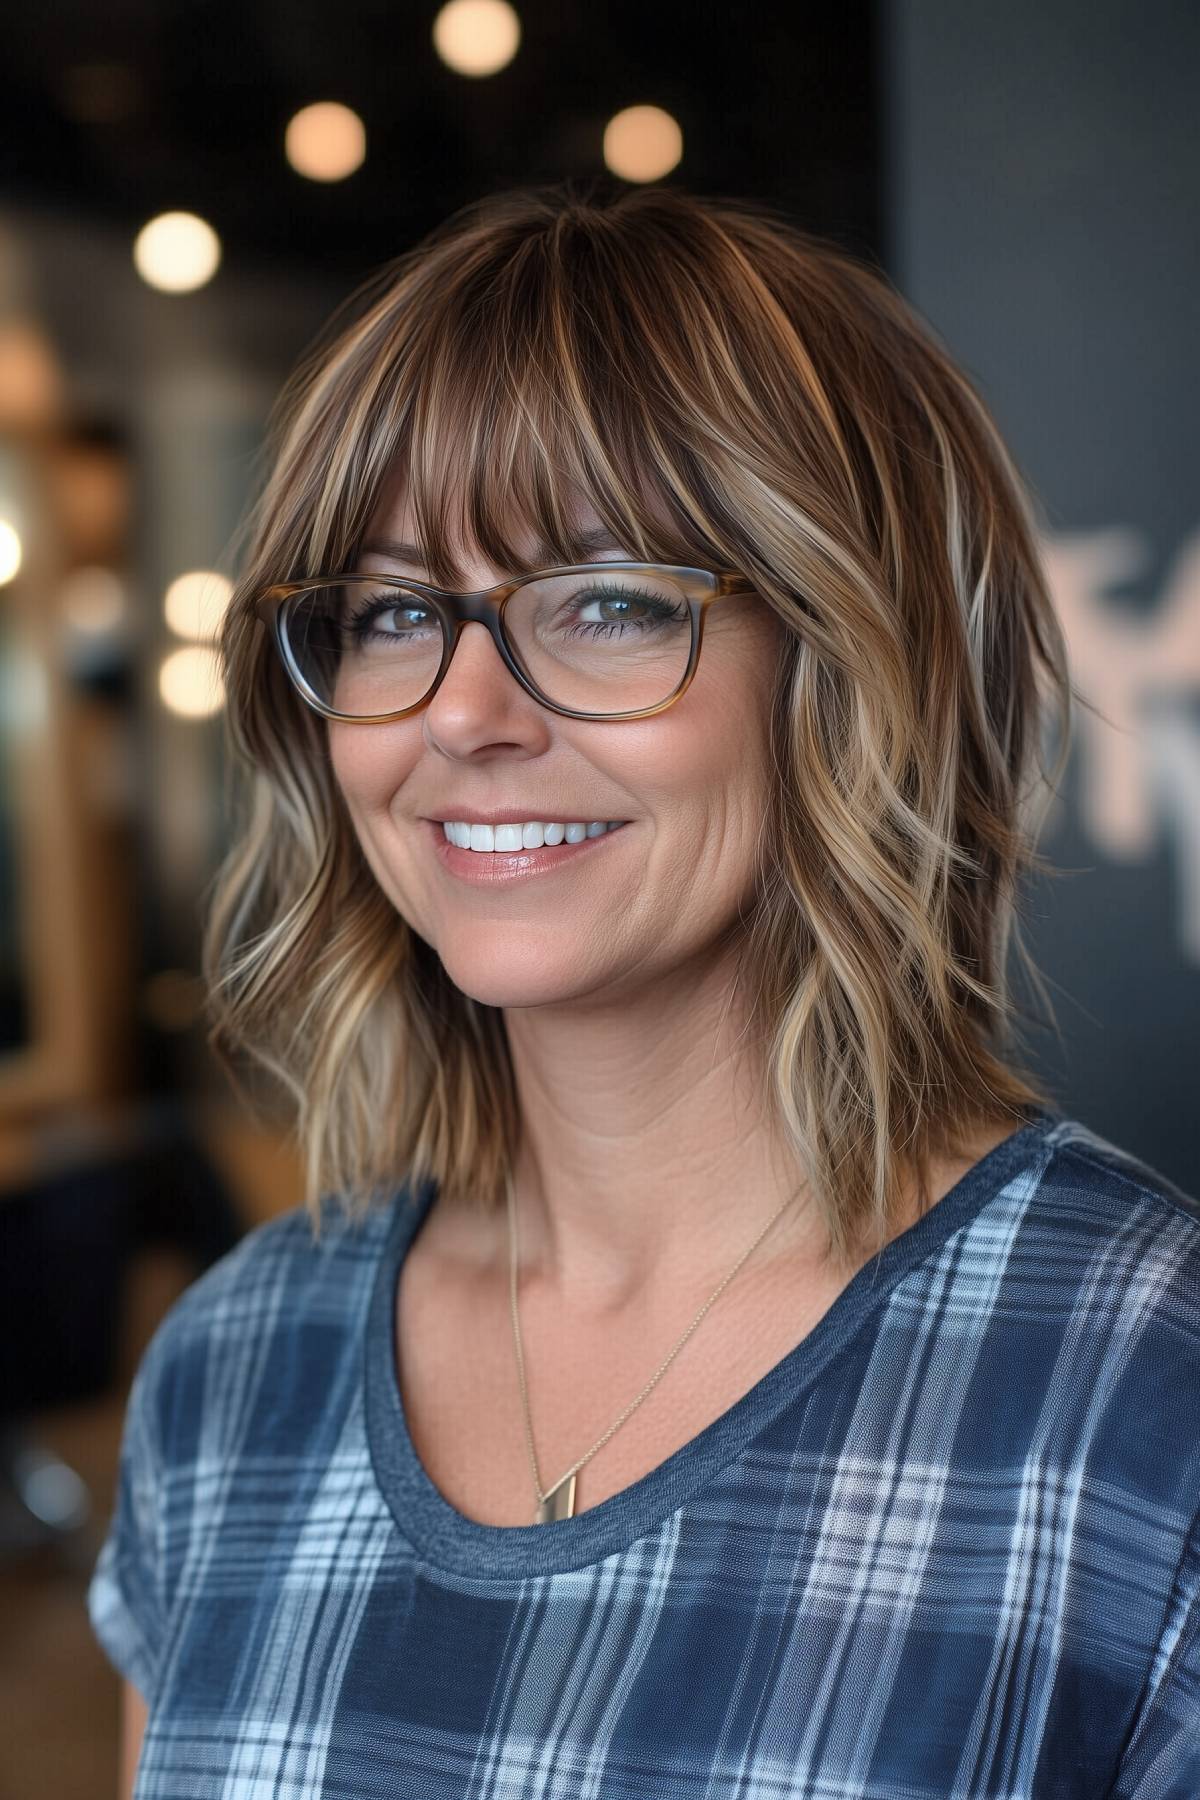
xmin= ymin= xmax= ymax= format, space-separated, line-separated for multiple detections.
xmin=204 ymin=179 xmax=1075 ymax=1269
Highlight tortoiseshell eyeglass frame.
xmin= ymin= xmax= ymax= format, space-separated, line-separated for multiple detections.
xmin=252 ymin=562 xmax=758 ymax=723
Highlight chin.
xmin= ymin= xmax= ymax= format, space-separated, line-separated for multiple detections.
xmin=433 ymin=938 xmax=611 ymax=1012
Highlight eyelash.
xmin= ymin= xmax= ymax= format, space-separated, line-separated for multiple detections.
xmin=344 ymin=584 xmax=688 ymax=641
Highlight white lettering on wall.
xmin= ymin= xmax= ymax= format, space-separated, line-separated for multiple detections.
xmin=1042 ymin=528 xmax=1200 ymax=961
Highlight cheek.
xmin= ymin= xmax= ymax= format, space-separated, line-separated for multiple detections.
xmin=679 ymin=642 xmax=778 ymax=886
xmin=327 ymin=724 xmax=428 ymax=918
xmin=624 ymin=661 xmax=775 ymax=912
xmin=682 ymin=637 xmax=777 ymax=814
xmin=327 ymin=721 xmax=420 ymax=813
xmin=327 ymin=723 xmax=368 ymax=810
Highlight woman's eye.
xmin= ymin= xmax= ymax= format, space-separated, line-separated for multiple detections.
xmin=353 ymin=600 xmax=433 ymax=635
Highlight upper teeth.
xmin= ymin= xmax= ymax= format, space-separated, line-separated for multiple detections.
xmin=442 ymin=821 xmax=625 ymax=851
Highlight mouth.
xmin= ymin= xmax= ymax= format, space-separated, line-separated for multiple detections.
xmin=423 ymin=818 xmax=632 ymax=885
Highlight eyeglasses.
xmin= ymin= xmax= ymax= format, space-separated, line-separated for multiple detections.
xmin=253 ymin=562 xmax=757 ymax=723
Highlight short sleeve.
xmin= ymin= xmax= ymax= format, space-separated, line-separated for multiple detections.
xmin=1109 ymin=1522 xmax=1200 ymax=1799
xmin=86 ymin=1329 xmax=171 ymax=1705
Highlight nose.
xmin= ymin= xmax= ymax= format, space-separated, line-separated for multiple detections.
xmin=436 ymin=618 xmax=516 ymax=695
xmin=417 ymin=612 xmax=539 ymax=738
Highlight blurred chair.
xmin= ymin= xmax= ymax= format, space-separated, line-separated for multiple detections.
xmin=0 ymin=1097 xmax=241 ymax=1558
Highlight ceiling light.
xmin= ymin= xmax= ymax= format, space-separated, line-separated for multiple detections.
xmin=432 ymin=0 xmax=521 ymax=77
xmin=603 ymin=105 xmax=683 ymax=183
xmin=285 ymin=102 xmax=367 ymax=182
xmin=133 ymin=212 xmax=221 ymax=294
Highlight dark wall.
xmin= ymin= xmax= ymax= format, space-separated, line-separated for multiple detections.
xmin=884 ymin=0 xmax=1200 ymax=1191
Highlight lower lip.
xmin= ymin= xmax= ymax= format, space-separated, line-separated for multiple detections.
xmin=425 ymin=820 xmax=631 ymax=885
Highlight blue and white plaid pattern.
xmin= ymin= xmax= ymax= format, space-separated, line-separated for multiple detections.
xmin=89 ymin=1106 xmax=1200 ymax=1797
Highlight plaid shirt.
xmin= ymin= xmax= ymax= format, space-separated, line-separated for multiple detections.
xmin=89 ymin=1103 xmax=1200 ymax=1797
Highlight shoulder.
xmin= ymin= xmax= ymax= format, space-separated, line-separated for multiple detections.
xmin=1030 ymin=1111 xmax=1200 ymax=1282
xmin=129 ymin=1182 xmax=420 ymax=1454
xmin=945 ymin=1109 xmax=1200 ymax=1444
xmin=999 ymin=1111 xmax=1200 ymax=1495
xmin=152 ymin=1193 xmax=391 ymax=1352
xmin=1037 ymin=1110 xmax=1200 ymax=1218
xmin=1019 ymin=1119 xmax=1200 ymax=1623
xmin=1012 ymin=1111 xmax=1200 ymax=1333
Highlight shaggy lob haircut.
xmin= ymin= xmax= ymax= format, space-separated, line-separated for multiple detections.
xmin=205 ymin=181 xmax=1075 ymax=1269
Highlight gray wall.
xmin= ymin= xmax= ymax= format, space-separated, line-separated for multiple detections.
xmin=884 ymin=0 xmax=1199 ymax=1191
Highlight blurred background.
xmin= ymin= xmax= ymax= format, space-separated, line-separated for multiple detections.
xmin=0 ymin=1 xmax=1196 ymax=1792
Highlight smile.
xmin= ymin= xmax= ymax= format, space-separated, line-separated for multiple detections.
xmin=426 ymin=818 xmax=631 ymax=885
xmin=441 ymin=820 xmax=625 ymax=851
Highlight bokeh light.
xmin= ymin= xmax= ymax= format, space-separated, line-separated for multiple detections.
xmin=0 ymin=519 xmax=22 ymax=585
xmin=158 ymin=645 xmax=225 ymax=717
xmin=0 ymin=322 xmax=65 ymax=430
xmin=164 ymin=569 xmax=233 ymax=642
xmin=60 ymin=566 xmax=128 ymax=635
xmin=603 ymin=105 xmax=683 ymax=182
xmin=133 ymin=211 xmax=221 ymax=294
xmin=285 ymin=102 xmax=367 ymax=182
xmin=432 ymin=0 xmax=521 ymax=77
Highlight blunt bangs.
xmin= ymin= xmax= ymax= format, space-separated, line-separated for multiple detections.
xmin=282 ymin=194 xmax=808 ymax=596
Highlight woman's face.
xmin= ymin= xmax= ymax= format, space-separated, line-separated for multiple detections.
xmin=328 ymin=482 xmax=786 ymax=1011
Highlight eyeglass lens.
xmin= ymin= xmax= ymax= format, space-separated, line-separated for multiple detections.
xmin=281 ymin=571 xmax=696 ymax=717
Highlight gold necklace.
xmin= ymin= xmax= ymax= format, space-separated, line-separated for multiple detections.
xmin=505 ymin=1169 xmax=803 ymax=1524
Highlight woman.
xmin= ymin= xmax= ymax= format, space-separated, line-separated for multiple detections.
xmin=90 ymin=183 xmax=1200 ymax=1797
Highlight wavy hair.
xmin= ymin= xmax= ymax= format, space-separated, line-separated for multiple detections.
xmin=204 ymin=180 xmax=1075 ymax=1269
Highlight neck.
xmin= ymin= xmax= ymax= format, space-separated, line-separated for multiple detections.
xmin=494 ymin=951 xmax=817 ymax=1310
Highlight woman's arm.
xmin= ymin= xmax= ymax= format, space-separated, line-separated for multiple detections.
xmin=119 ymin=1680 xmax=148 ymax=1799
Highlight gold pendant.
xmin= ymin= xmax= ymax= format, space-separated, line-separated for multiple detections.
xmin=535 ymin=1472 xmax=577 ymax=1523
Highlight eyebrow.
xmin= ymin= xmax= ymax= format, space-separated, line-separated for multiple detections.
xmin=358 ymin=526 xmax=625 ymax=573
